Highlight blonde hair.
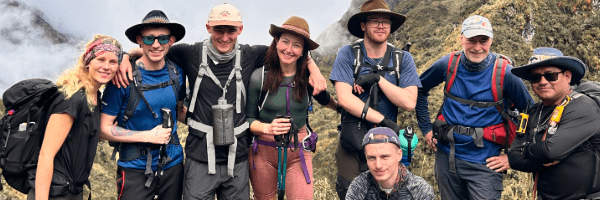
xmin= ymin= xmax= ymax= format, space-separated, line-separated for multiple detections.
xmin=56 ymin=34 xmax=120 ymax=111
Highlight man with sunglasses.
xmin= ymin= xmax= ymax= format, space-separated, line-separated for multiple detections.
xmin=329 ymin=0 xmax=422 ymax=198
xmin=100 ymin=10 xmax=186 ymax=199
xmin=509 ymin=47 xmax=600 ymax=199
xmin=416 ymin=15 xmax=534 ymax=199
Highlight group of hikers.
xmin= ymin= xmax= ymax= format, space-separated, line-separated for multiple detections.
xmin=6 ymin=0 xmax=600 ymax=199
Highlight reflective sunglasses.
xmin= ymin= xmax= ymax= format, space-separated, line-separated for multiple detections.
xmin=530 ymin=70 xmax=565 ymax=83
xmin=141 ymin=35 xmax=170 ymax=45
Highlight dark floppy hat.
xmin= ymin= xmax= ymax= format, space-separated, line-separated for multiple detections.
xmin=125 ymin=10 xmax=186 ymax=44
xmin=269 ymin=16 xmax=319 ymax=50
xmin=347 ymin=0 xmax=406 ymax=38
xmin=512 ymin=47 xmax=587 ymax=84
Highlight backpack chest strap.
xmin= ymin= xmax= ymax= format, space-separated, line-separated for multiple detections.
xmin=186 ymin=119 xmax=249 ymax=176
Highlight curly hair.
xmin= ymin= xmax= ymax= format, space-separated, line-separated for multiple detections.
xmin=56 ymin=34 xmax=122 ymax=111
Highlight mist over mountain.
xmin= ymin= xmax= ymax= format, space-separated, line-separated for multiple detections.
xmin=0 ymin=0 xmax=83 ymax=95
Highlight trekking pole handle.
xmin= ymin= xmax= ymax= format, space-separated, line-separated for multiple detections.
xmin=403 ymin=126 xmax=414 ymax=163
xmin=161 ymin=108 xmax=173 ymax=129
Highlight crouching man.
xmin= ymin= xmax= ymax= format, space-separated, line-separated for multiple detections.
xmin=346 ymin=127 xmax=434 ymax=199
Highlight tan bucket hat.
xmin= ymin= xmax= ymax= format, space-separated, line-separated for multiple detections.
xmin=269 ymin=16 xmax=319 ymax=50
xmin=347 ymin=0 xmax=406 ymax=38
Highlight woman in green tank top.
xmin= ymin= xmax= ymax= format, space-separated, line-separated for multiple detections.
xmin=245 ymin=16 xmax=337 ymax=200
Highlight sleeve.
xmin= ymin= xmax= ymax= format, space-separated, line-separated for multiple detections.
xmin=101 ymin=82 xmax=127 ymax=116
xmin=245 ymin=68 xmax=264 ymax=126
xmin=415 ymin=56 xmax=449 ymax=136
xmin=407 ymin=172 xmax=435 ymax=200
xmin=50 ymin=92 xmax=83 ymax=120
xmin=249 ymin=45 xmax=270 ymax=71
xmin=504 ymin=65 xmax=535 ymax=111
xmin=329 ymin=45 xmax=355 ymax=86
xmin=345 ymin=173 xmax=368 ymax=200
xmin=309 ymin=85 xmax=331 ymax=106
xmin=397 ymin=52 xmax=422 ymax=88
xmin=167 ymin=43 xmax=196 ymax=74
xmin=525 ymin=99 xmax=600 ymax=163
xmin=508 ymin=133 xmax=545 ymax=172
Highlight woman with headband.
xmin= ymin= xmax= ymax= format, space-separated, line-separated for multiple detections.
xmin=28 ymin=35 xmax=122 ymax=200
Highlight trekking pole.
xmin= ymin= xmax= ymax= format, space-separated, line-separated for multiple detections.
xmin=402 ymin=42 xmax=412 ymax=52
xmin=154 ymin=108 xmax=173 ymax=200
xmin=403 ymin=126 xmax=414 ymax=163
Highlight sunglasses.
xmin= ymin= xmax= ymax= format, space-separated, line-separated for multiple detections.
xmin=141 ymin=35 xmax=170 ymax=45
xmin=530 ymin=70 xmax=565 ymax=83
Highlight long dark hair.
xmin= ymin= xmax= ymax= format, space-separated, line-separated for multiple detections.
xmin=263 ymin=34 xmax=309 ymax=102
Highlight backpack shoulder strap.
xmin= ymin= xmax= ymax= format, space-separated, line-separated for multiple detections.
xmin=166 ymin=59 xmax=181 ymax=101
xmin=123 ymin=58 xmax=144 ymax=123
xmin=351 ymin=42 xmax=363 ymax=83
xmin=392 ymin=48 xmax=404 ymax=86
xmin=258 ymin=65 xmax=269 ymax=112
xmin=491 ymin=53 xmax=512 ymax=113
xmin=444 ymin=51 xmax=462 ymax=93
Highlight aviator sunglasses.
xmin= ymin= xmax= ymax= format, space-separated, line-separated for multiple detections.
xmin=530 ymin=70 xmax=566 ymax=83
xmin=142 ymin=35 xmax=170 ymax=45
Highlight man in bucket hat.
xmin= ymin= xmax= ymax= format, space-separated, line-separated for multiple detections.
xmin=509 ymin=47 xmax=600 ymax=200
xmin=345 ymin=127 xmax=434 ymax=199
xmin=100 ymin=10 xmax=186 ymax=199
xmin=415 ymin=15 xmax=534 ymax=199
xmin=116 ymin=3 xmax=327 ymax=200
xmin=329 ymin=0 xmax=422 ymax=198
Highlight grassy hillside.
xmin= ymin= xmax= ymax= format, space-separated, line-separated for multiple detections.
xmin=2 ymin=0 xmax=599 ymax=199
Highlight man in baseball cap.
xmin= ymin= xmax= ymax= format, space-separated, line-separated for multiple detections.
xmin=346 ymin=127 xmax=434 ymax=199
xmin=416 ymin=15 xmax=534 ymax=199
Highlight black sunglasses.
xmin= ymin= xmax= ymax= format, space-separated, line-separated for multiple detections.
xmin=141 ymin=35 xmax=170 ymax=45
xmin=530 ymin=70 xmax=566 ymax=83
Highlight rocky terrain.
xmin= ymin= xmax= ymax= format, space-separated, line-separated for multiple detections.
xmin=2 ymin=0 xmax=600 ymax=199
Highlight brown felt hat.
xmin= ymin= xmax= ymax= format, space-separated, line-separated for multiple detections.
xmin=347 ymin=0 xmax=406 ymax=38
xmin=269 ymin=16 xmax=319 ymax=50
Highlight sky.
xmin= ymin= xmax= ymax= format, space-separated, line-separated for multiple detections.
xmin=21 ymin=0 xmax=351 ymax=50
xmin=0 ymin=0 xmax=351 ymax=94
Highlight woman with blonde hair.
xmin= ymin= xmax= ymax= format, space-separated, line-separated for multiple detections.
xmin=28 ymin=34 xmax=122 ymax=200
xmin=246 ymin=16 xmax=337 ymax=200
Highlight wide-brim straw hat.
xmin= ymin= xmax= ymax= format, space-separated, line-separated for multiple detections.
xmin=347 ymin=0 xmax=406 ymax=38
xmin=125 ymin=10 xmax=186 ymax=43
xmin=269 ymin=16 xmax=319 ymax=50
xmin=512 ymin=47 xmax=587 ymax=84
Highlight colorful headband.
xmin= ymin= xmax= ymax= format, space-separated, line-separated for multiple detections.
xmin=84 ymin=37 xmax=123 ymax=66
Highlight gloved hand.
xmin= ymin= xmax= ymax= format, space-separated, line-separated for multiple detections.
xmin=378 ymin=117 xmax=400 ymax=133
xmin=355 ymin=74 xmax=380 ymax=90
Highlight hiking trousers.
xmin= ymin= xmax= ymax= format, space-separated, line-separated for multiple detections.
xmin=335 ymin=140 xmax=368 ymax=200
xmin=248 ymin=127 xmax=314 ymax=200
xmin=27 ymin=189 xmax=82 ymax=200
xmin=182 ymin=157 xmax=249 ymax=200
xmin=116 ymin=162 xmax=184 ymax=200
xmin=435 ymin=150 xmax=503 ymax=200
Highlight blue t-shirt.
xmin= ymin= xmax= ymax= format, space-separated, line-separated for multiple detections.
xmin=416 ymin=52 xmax=534 ymax=163
xmin=329 ymin=43 xmax=422 ymax=122
xmin=102 ymin=62 xmax=185 ymax=171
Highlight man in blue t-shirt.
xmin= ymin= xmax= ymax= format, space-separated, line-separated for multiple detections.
xmin=415 ymin=15 xmax=534 ymax=199
xmin=99 ymin=10 xmax=186 ymax=200
xmin=328 ymin=0 xmax=422 ymax=199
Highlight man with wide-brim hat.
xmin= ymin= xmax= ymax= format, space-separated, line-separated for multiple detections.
xmin=508 ymin=47 xmax=600 ymax=199
xmin=100 ymin=9 xmax=186 ymax=200
xmin=415 ymin=15 xmax=533 ymax=200
xmin=113 ymin=3 xmax=328 ymax=200
xmin=329 ymin=0 xmax=422 ymax=198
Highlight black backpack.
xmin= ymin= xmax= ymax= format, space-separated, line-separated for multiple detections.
xmin=0 ymin=78 xmax=61 ymax=193
xmin=572 ymin=80 xmax=600 ymax=189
